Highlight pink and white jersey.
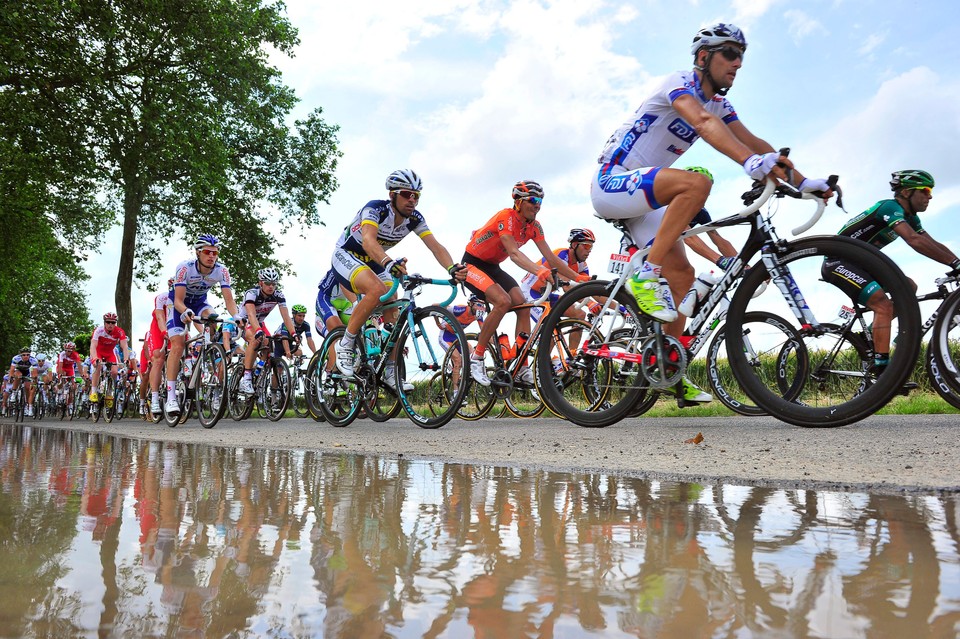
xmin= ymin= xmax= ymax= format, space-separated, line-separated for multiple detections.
xmin=151 ymin=291 xmax=171 ymax=329
xmin=597 ymin=70 xmax=739 ymax=171
xmin=171 ymin=259 xmax=232 ymax=303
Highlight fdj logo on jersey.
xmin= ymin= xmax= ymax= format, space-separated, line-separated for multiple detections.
xmin=667 ymin=118 xmax=697 ymax=144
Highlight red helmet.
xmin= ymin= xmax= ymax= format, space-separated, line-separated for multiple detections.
xmin=568 ymin=228 xmax=596 ymax=244
xmin=103 ymin=311 xmax=118 ymax=322
xmin=63 ymin=341 xmax=76 ymax=350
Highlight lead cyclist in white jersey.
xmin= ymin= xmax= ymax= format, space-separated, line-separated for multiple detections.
xmin=591 ymin=23 xmax=833 ymax=325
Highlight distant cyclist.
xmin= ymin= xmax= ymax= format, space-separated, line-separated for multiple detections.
xmin=90 ymin=312 xmax=129 ymax=409
xmin=825 ymin=170 xmax=960 ymax=376
xmin=462 ymin=180 xmax=589 ymax=387
xmin=237 ymin=267 xmax=298 ymax=395
xmin=438 ymin=295 xmax=487 ymax=391
xmin=276 ymin=304 xmax=317 ymax=359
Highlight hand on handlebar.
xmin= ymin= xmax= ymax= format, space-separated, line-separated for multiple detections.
xmin=743 ymin=152 xmax=792 ymax=182
xmin=447 ymin=263 xmax=468 ymax=283
xmin=180 ymin=309 xmax=195 ymax=323
xmin=575 ymin=273 xmax=591 ymax=284
xmin=385 ymin=258 xmax=407 ymax=279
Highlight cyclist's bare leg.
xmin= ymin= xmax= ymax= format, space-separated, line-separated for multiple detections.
xmin=661 ymin=240 xmax=695 ymax=339
xmin=344 ymin=269 xmax=390 ymax=337
xmin=647 ymin=169 xmax=711 ymax=267
xmin=166 ymin=334 xmax=185 ymax=386
xmin=866 ymin=290 xmax=894 ymax=355
xmin=472 ymin=283 xmax=512 ymax=357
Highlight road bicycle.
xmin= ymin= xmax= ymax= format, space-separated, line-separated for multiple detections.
xmin=163 ymin=315 xmax=229 ymax=428
xmin=227 ymin=334 xmax=293 ymax=422
xmin=454 ymin=273 xmax=602 ymax=420
xmin=535 ymin=175 xmax=921 ymax=428
xmin=312 ymin=273 xmax=469 ymax=428
xmin=288 ymin=354 xmax=311 ymax=418
xmin=807 ymin=273 xmax=960 ymax=408
xmin=89 ymin=360 xmax=118 ymax=423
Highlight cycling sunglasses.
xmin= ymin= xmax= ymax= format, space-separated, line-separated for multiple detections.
xmin=526 ymin=196 xmax=543 ymax=205
xmin=712 ymin=45 xmax=744 ymax=62
xmin=395 ymin=190 xmax=421 ymax=200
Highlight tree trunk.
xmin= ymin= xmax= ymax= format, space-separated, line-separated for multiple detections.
xmin=115 ymin=170 xmax=143 ymax=337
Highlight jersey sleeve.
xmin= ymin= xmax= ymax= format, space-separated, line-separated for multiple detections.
xmin=409 ymin=212 xmax=432 ymax=238
xmin=218 ymin=265 xmax=232 ymax=289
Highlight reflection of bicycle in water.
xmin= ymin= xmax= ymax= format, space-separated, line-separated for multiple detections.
xmin=536 ymin=176 xmax=922 ymax=428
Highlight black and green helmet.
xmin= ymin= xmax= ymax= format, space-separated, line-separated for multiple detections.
xmin=890 ymin=170 xmax=934 ymax=191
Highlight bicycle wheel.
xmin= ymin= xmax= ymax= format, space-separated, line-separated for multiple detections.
xmin=13 ymin=389 xmax=24 ymax=423
xmin=534 ymin=317 xmax=615 ymax=420
xmin=261 ymin=358 xmax=291 ymax=422
xmin=196 ymin=344 xmax=228 ymax=428
xmin=454 ymin=333 xmax=500 ymax=421
xmin=706 ymin=311 xmax=808 ymax=416
xmin=928 ymin=288 xmax=960 ymax=407
xmin=227 ymin=364 xmax=254 ymax=421
xmin=395 ymin=305 xmax=469 ymax=428
xmin=303 ymin=351 xmax=327 ymax=422
xmin=726 ymin=236 xmax=920 ymax=427
xmin=290 ymin=367 xmax=311 ymax=418
xmin=114 ymin=383 xmax=126 ymax=420
xmin=363 ymin=361 xmax=403 ymax=423
xmin=317 ymin=327 xmax=364 ymax=427
xmin=534 ymin=281 xmax=647 ymax=427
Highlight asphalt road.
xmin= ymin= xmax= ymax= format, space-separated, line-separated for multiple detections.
xmin=8 ymin=411 xmax=960 ymax=495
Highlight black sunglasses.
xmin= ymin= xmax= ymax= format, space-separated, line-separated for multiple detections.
xmin=712 ymin=45 xmax=744 ymax=62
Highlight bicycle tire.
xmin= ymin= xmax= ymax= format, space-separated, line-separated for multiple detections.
xmin=928 ymin=288 xmax=960 ymax=406
xmin=196 ymin=344 xmax=228 ymax=428
xmin=395 ymin=305 xmax=469 ymax=428
xmin=317 ymin=327 xmax=364 ymax=427
xmin=262 ymin=358 xmax=291 ymax=421
xmin=290 ymin=365 xmax=311 ymax=418
xmin=726 ymin=236 xmax=920 ymax=427
xmin=532 ymin=318 xmax=610 ymax=420
xmin=164 ymin=378 xmax=187 ymax=427
xmin=454 ymin=333 xmax=500 ymax=421
xmin=103 ymin=375 xmax=116 ymax=423
xmin=534 ymin=280 xmax=647 ymax=427
xmin=303 ymin=351 xmax=327 ymax=422
xmin=363 ymin=364 xmax=403 ymax=423
xmin=707 ymin=311 xmax=808 ymax=416
xmin=227 ymin=364 xmax=254 ymax=421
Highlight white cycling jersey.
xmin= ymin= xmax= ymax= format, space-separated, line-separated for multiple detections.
xmin=171 ymin=259 xmax=232 ymax=303
xmin=597 ymin=70 xmax=739 ymax=171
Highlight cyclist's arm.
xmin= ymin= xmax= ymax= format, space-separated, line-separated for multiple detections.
xmin=706 ymin=229 xmax=738 ymax=257
xmin=90 ymin=336 xmax=100 ymax=360
xmin=153 ymin=307 xmax=167 ymax=333
xmin=279 ymin=307 xmax=297 ymax=352
xmin=420 ymin=233 xmax=459 ymax=274
xmin=683 ymin=234 xmax=722 ymax=265
xmin=500 ymin=234 xmax=544 ymax=275
xmin=894 ymin=224 xmax=960 ymax=265
xmin=360 ymin=223 xmax=392 ymax=267
xmin=535 ymin=238 xmax=583 ymax=282
xmin=245 ymin=301 xmax=262 ymax=335
xmin=673 ymin=95 xmax=757 ymax=165
xmin=172 ymin=285 xmax=187 ymax=316
xmin=221 ymin=286 xmax=240 ymax=318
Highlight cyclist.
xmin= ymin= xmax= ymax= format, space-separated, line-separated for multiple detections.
xmin=237 ymin=267 xmax=298 ymax=395
xmin=31 ymin=353 xmax=55 ymax=412
xmin=824 ymin=170 xmax=960 ymax=376
xmin=164 ymin=234 xmax=241 ymax=416
xmin=7 ymin=347 xmax=37 ymax=416
xmin=56 ymin=341 xmax=86 ymax=413
xmin=90 ymin=312 xmax=130 ymax=408
xmin=330 ymin=169 xmax=466 ymax=394
xmin=438 ymin=294 xmax=487 ymax=391
xmin=462 ymin=180 xmax=590 ymax=386
xmin=590 ymin=22 xmax=831 ymax=324
xmin=144 ymin=278 xmax=174 ymax=416
xmin=276 ymin=304 xmax=317 ymax=360
xmin=521 ymin=227 xmax=596 ymax=325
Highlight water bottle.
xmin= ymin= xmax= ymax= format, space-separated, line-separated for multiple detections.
xmin=364 ymin=323 xmax=382 ymax=357
xmin=498 ymin=334 xmax=513 ymax=361
xmin=678 ymin=272 xmax=719 ymax=316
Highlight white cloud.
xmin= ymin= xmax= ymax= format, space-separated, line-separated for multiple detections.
xmin=784 ymin=9 xmax=827 ymax=43
xmin=857 ymin=30 xmax=888 ymax=57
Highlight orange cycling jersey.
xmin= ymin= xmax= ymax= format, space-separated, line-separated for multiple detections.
xmin=464 ymin=208 xmax=545 ymax=264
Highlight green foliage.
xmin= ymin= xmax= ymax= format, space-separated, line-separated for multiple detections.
xmin=1 ymin=0 xmax=342 ymax=332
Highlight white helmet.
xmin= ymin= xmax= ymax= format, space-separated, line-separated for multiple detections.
xmin=385 ymin=169 xmax=423 ymax=192
xmin=691 ymin=23 xmax=747 ymax=56
xmin=36 ymin=353 xmax=47 ymax=361
xmin=258 ymin=266 xmax=280 ymax=283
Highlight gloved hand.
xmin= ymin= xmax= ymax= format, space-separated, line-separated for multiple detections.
xmin=180 ymin=309 xmax=195 ymax=323
xmin=743 ymin=152 xmax=781 ymax=181
xmin=575 ymin=273 xmax=591 ymax=283
xmin=385 ymin=259 xmax=407 ymax=279
xmin=254 ymin=329 xmax=265 ymax=342
xmin=536 ymin=267 xmax=551 ymax=283
xmin=798 ymin=177 xmax=831 ymax=193
xmin=716 ymin=256 xmax=736 ymax=271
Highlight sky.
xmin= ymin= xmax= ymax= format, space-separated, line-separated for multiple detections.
xmin=81 ymin=0 xmax=960 ymax=349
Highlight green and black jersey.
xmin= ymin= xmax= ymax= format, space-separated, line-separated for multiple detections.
xmin=837 ymin=199 xmax=924 ymax=249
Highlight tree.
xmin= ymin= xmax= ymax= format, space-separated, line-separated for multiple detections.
xmin=1 ymin=0 xmax=341 ymax=334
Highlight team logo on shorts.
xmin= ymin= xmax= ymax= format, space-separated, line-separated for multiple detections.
xmin=626 ymin=172 xmax=642 ymax=195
